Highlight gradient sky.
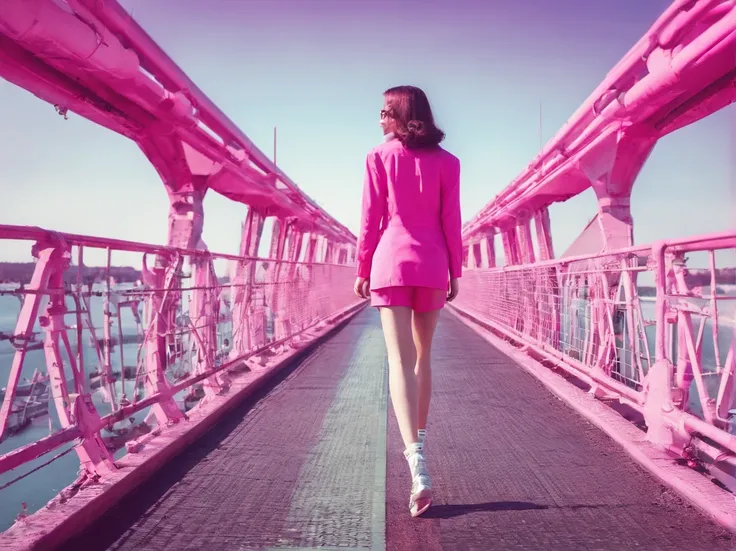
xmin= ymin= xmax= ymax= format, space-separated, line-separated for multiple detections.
xmin=0 ymin=0 xmax=733 ymax=266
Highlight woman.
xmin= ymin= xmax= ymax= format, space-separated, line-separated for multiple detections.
xmin=353 ymin=85 xmax=462 ymax=517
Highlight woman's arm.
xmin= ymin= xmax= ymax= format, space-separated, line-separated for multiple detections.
xmin=441 ymin=156 xmax=463 ymax=280
xmin=356 ymin=151 xmax=386 ymax=279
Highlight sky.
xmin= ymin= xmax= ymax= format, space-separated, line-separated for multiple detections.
xmin=0 ymin=0 xmax=733 ymax=266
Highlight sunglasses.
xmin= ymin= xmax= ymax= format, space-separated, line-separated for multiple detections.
xmin=380 ymin=109 xmax=391 ymax=119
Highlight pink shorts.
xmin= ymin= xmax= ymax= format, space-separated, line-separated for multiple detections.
xmin=371 ymin=286 xmax=446 ymax=313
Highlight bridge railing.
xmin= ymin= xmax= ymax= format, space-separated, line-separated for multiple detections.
xmin=0 ymin=225 xmax=361 ymax=512
xmin=453 ymin=231 xmax=736 ymax=459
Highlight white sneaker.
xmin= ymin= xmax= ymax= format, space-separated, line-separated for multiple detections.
xmin=404 ymin=444 xmax=432 ymax=517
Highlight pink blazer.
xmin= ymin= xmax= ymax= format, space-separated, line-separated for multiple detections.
xmin=356 ymin=136 xmax=463 ymax=291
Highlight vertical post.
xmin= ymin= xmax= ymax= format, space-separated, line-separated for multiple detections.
xmin=289 ymin=226 xmax=304 ymax=262
xmin=269 ymin=218 xmax=294 ymax=342
xmin=262 ymin=216 xmax=282 ymax=344
xmin=337 ymin=246 xmax=347 ymax=265
xmin=643 ymin=241 xmax=686 ymax=452
xmin=282 ymin=225 xmax=304 ymax=345
xmin=144 ymin=178 xmax=208 ymax=425
xmin=347 ymin=244 xmax=356 ymax=265
xmin=305 ymin=233 xmax=319 ymax=264
xmin=324 ymin=242 xmax=334 ymax=265
xmin=136 ymin=134 xmax=220 ymax=421
xmin=481 ymin=231 xmax=496 ymax=268
xmin=268 ymin=218 xmax=283 ymax=258
xmin=143 ymin=258 xmax=185 ymax=425
xmin=302 ymin=233 xmax=319 ymax=327
xmin=231 ymin=207 xmax=264 ymax=359
xmin=580 ymin=133 xmax=656 ymax=253
xmin=531 ymin=206 xmax=558 ymax=349
xmin=516 ymin=219 xmax=536 ymax=265
xmin=469 ymin=242 xmax=482 ymax=269
xmin=314 ymin=235 xmax=325 ymax=263
xmin=502 ymin=228 xmax=521 ymax=265
xmin=191 ymin=250 xmax=224 ymax=396
xmin=101 ymin=248 xmax=116 ymax=407
xmin=533 ymin=208 xmax=555 ymax=260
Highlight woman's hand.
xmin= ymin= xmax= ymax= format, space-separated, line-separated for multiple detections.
xmin=447 ymin=278 xmax=459 ymax=302
xmin=354 ymin=277 xmax=370 ymax=299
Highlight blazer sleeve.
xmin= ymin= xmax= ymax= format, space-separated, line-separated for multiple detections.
xmin=356 ymin=151 xmax=386 ymax=278
xmin=441 ymin=156 xmax=463 ymax=279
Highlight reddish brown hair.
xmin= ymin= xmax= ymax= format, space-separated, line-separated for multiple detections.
xmin=383 ymin=85 xmax=445 ymax=149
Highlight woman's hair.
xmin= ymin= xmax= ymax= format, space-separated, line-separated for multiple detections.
xmin=383 ymin=85 xmax=445 ymax=149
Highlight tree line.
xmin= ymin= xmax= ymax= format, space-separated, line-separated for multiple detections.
xmin=0 ymin=262 xmax=141 ymax=285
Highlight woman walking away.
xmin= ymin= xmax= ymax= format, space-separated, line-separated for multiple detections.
xmin=353 ymin=85 xmax=462 ymax=517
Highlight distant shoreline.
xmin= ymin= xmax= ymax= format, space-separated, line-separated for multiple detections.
xmin=0 ymin=262 xmax=141 ymax=286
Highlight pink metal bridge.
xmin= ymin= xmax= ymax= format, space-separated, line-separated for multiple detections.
xmin=0 ymin=1 xmax=734 ymax=549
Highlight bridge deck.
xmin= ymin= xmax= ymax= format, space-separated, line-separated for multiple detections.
xmin=59 ymin=309 xmax=732 ymax=551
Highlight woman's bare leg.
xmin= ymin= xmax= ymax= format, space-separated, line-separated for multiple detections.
xmin=412 ymin=308 xmax=442 ymax=433
xmin=379 ymin=306 xmax=418 ymax=449
xmin=379 ymin=305 xmax=435 ymax=517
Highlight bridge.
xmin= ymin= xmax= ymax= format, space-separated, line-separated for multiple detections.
xmin=0 ymin=1 xmax=734 ymax=549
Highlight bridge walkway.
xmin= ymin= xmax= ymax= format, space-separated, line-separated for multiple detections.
xmin=59 ymin=309 xmax=732 ymax=551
